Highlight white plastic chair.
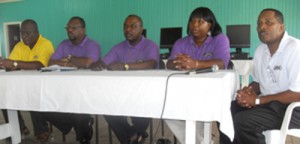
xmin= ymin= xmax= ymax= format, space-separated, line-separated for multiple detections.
xmin=263 ymin=102 xmax=300 ymax=144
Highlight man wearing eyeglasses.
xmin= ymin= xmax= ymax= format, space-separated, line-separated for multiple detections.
xmin=30 ymin=16 xmax=100 ymax=144
xmin=0 ymin=19 xmax=54 ymax=139
xmin=49 ymin=16 xmax=100 ymax=68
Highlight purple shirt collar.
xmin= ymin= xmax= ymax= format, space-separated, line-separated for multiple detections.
xmin=66 ymin=36 xmax=88 ymax=47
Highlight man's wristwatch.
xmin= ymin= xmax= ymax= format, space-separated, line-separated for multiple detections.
xmin=13 ymin=61 xmax=18 ymax=68
xmin=67 ymin=55 xmax=72 ymax=61
xmin=255 ymin=97 xmax=260 ymax=105
xmin=124 ymin=64 xmax=129 ymax=71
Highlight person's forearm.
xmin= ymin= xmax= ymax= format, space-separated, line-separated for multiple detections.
xmin=166 ymin=59 xmax=177 ymax=70
xmin=248 ymin=82 xmax=261 ymax=95
xmin=17 ymin=61 xmax=44 ymax=70
xmin=260 ymin=90 xmax=300 ymax=105
xmin=48 ymin=60 xmax=66 ymax=67
xmin=69 ymin=57 xmax=94 ymax=68
xmin=126 ymin=60 xmax=157 ymax=70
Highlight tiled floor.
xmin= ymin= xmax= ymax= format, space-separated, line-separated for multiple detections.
xmin=0 ymin=111 xmax=218 ymax=144
xmin=0 ymin=111 xmax=300 ymax=144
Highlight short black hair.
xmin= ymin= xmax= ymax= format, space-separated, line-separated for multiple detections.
xmin=126 ymin=14 xmax=143 ymax=27
xmin=21 ymin=19 xmax=38 ymax=31
xmin=187 ymin=7 xmax=222 ymax=36
xmin=260 ymin=8 xmax=284 ymax=24
xmin=69 ymin=16 xmax=86 ymax=28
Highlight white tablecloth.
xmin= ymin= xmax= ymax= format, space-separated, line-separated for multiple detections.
xmin=0 ymin=70 xmax=238 ymax=143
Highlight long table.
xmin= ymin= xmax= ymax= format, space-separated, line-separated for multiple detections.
xmin=0 ymin=70 xmax=239 ymax=144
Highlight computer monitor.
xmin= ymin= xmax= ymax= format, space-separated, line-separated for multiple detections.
xmin=160 ymin=27 xmax=182 ymax=51
xmin=226 ymin=24 xmax=250 ymax=53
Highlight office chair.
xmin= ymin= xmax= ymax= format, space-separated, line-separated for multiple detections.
xmin=227 ymin=60 xmax=235 ymax=70
xmin=263 ymin=102 xmax=300 ymax=144
xmin=159 ymin=59 xmax=166 ymax=69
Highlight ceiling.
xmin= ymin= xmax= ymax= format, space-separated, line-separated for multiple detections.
xmin=0 ymin=0 xmax=23 ymax=4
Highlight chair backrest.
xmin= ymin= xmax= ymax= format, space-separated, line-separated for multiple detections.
xmin=159 ymin=59 xmax=166 ymax=69
xmin=227 ymin=60 xmax=234 ymax=70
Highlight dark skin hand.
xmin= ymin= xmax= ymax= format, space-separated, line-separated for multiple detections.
xmin=0 ymin=59 xmax=43 ymax=71
xmin=236 ymin=86 xmax=258 ymax=108
xmin=90 ymin=59 xmax=157 ymax=71
xmin=90 ymin=59 xmax=107 ymax=71
xmin=171 ymin=54 xmax=198 ymax=70
xmin=167 ymin=53 xmax=225 ymax=70
xmin=236 ymin=81 xmax=300 ymax=108
xmin=107 ymin=60 xmax=156 ymax=71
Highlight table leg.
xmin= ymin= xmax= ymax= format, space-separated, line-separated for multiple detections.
xmin=241 ymin=75 xmax=249 ymax=88
xmin=7 ymin=110 xmax=21 ymax=144
xmin=203 ymin=122 xmax=212 ymax=144
xmin=186 ymin=120 xmax=196 ymax=144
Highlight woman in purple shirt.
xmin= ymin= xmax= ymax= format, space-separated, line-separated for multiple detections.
xmin=167 ymin=7 xmax=230 ymax=71
xmin=165 ymin=7 xmax=230 ymax=144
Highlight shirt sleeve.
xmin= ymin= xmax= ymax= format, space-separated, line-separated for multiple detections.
xmin=8 ymin=43 xmax=22 ymax=60
xmin=50 ymin=42 xmax=65 ymax=60
xmin=103 ymin=46 xmax=119 ymax=65
xmin=168 ymin=39 xmax=184 ymax=60
xmin=36 ymin=40 xmax=55 ymax=66
xmin=211 ymin=34 xmax=230 ymax=69
xmin=85 ymin=41 xmax=101 ymax=62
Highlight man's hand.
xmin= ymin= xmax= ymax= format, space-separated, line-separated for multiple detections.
xmin=90 ymin=62 xmax=106 ymax=71
xmin=107 ymin=62 xmax=125 ymax=70
xmin=0 ymin=59 xmax=14 ymax=69
xmin=236 ymin=86 xmax=257 ymax=108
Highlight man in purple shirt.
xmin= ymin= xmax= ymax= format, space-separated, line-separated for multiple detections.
xmin=31 ymin=16 xmax=100 ymax=144
xmin=49 ymin=17 xmax=100 ymax=68
xmin=166 ymin=7 xmax=230 ymax=144
xmin=101 ymin=18 xmax=159 ymax=70
xmin=92 ymin=14 xmax=159 ymax=144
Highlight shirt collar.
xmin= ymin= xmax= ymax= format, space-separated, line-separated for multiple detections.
xmin=188 ymin=35 xmax=213 ymax=47
xmin=125 ymin=36 xmax=145 ymax=49
xmin=263 ymin=31 xmax=288 ymax=56
xmin=67 ymin=36 xmax=88 ymax=47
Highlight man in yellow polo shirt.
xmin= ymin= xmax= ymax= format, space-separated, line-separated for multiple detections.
xmin=0 ymin=19 xmax=54 ymax=139
xmin=0 ymin=19 xmax=54 ymax=70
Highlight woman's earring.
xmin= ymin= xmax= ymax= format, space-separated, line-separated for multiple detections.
xmin=207 ymin=31 xmax=211 ymax=36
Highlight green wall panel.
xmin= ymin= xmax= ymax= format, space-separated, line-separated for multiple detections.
xmin=1 ymin=0 xmax=299 ymax=57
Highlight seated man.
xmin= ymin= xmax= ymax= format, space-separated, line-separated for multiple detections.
xmin=92 ymin=14 xmax=159 ymax=144
xmin=0 ymin=19 xmax=54 ymax=137
xmin=30 ymin=16 xmax=101 ymax=144
xmin=221 ymin=8 xmax=300 ymax=144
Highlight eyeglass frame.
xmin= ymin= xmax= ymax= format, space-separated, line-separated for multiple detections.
xmin=64 ymin=25 xmax=83 ymax=31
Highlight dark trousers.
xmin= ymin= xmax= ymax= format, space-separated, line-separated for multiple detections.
xmin=220 ymin=100 xmax=300 ymax=144
xmin=104 ymin=115 xmax=150 ymax=144
xmin=2 ymin=110 xmax=26 ymax=130
xmin=30 ymin=111 xmax=92 ymax=141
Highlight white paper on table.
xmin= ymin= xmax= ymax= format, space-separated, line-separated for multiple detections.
xmin=40 ymin=65 xmax=77 ymax=72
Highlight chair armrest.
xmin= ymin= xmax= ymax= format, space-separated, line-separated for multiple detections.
xmin=280 ymin=102 xmax=300 ymax=136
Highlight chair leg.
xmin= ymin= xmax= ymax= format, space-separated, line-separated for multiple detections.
xmin=150 ymin=119 xmax=153 ymax=143
xmin=108 ymin=125 xmax=113 ymax=144
xmin=95 ymin=115 xmax=99 ymax=144
xmin=161 ymin=119 xmax=165 ymax=137
xmin=62 ymin=133 xmax=66 ymax=142
xmin=50 ymin=123 xmax=66 ymax=142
